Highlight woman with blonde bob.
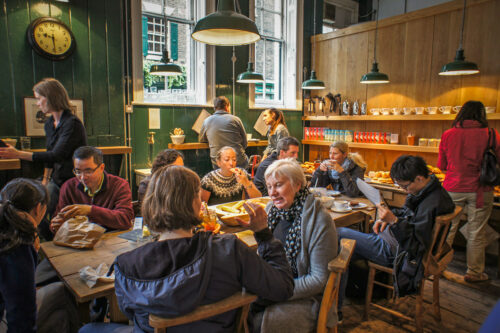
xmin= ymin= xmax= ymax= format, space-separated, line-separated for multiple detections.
xmin=248 ymin=158 xmax=338 ymax=332
xmin=310 ymin=141 xmax=366 ymax=197
xmin=80 ymin=165 xmax=293 ymax=333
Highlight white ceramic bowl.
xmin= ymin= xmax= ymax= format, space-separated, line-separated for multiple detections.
xmin=170 ymin=135 xmax=185 ymax=145
xmin=320 ymin=196 xmax=335 ymax=209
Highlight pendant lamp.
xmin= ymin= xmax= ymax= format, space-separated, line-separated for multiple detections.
xmin=439 ymin=0 xmax=479 ymax=76
xmin=302 ymin=0 xmax=325 ymax=90
xmin=360 ymin=0 xmax=389 ymax=84
xmin=150 ymin=0 xmax=182 ymax=76
xmin=192 ymin=0 xmax=260 ymax=46
xmin=237 ymin=45 xmax=264 ymax=83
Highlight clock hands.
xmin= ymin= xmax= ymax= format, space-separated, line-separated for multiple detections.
xmin=42 ymin=32 xmax=57 ymax=51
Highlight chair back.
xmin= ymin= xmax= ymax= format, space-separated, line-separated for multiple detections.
xmin=424 ymin=206 xmax=463 ymax=276
xmin=316 ymin=238 xmax=356 ymax=333
xmin=149 ymin=291 xmax=257 ymax=333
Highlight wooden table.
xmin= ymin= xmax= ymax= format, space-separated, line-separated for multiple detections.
xmin=0 ymin=159 xmax=20 ymax=170
xmin=40 ymin=230 xmax=143 ymax=323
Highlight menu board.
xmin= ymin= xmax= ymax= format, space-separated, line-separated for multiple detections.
xmin=192 ymin=109 xmax=211 ymax=134
xmin=253 ymin=111 xmax=268 ymax=137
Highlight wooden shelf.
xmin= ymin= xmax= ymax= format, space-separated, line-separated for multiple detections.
xmin=26 ymin=146 xmax=132 ymax=155
xmin=302 ymin=113 xmax=500 ymax=121
xmin=0 ymin=159 xmax=21 ymax=171
xmin=168 ymin=140 xmax=268 ymax=151
xmin=302 ymin=140 xmax=439 ymax=153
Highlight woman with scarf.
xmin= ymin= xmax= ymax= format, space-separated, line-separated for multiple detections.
xmin=0 ymin=178 xmax=78 ymax=333
xmin=438 ymin=101 xmax=500 ymax=283
xmin=249 ymin=158 xmax=338 ymax=333
xmin=262 ymin=108 xmax=289 ymax=160
xmin=310 ymin=141 xmax=367 ymax=197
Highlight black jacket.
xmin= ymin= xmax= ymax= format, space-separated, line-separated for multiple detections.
xmin=390 ymin=175 xmax=455 ymax=296
xmin=32 ymin=110 xmax=87 ymax=187
xmin=253 ymin=152 xmax=278 ymax=196
xmin=114 ymin=230 xmax=294 ymax=333
xmin=310 ymin=158 xmax=365 ymax=197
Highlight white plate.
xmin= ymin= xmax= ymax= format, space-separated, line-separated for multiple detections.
xmin=350 ymin=202 xmax=368 ymax=209
xmin=326 ymin=190 xmax=341 ymax=196
xmin=331 ymin=207 xmax=353 ymax=213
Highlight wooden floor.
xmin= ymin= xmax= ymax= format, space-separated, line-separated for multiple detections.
xmin=339 ymin=248 xmax=500 ymax=332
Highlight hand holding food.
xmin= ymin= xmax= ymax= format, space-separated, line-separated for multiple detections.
xmin=236 ymin=202 xmax=268 ymax=232
xmin=59 ymin=204 xmax=92 ymax=220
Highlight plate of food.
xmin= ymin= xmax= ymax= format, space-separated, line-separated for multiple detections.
xmin=326 ymin=190 xmax=341 ymax=196
xmin=215 ymin=197 xmax=271 ymax=226
xmin=348 ymin=200 xmax=368 ymax=209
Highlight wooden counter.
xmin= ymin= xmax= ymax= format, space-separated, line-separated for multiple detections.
xmin=168 ymin=140 xmax=268 ymax=150
xmin=26 ymin=146 xmax=132 ymax=155
xmin=0 ymin=159 xmax=21 ymax=171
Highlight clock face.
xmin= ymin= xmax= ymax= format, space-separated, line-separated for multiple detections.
xmin=27 ymin=17 xmax=76 ymax=61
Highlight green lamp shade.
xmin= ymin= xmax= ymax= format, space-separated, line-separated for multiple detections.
xmin=439 ymin=49 xmax=479 ymax=76
xmin=302 ymin=71 xmax=325 ymax=90
xmin=237 ymin=62 xmax=264 ymax=83
xmin=150 ymin=62 xmax=183 ymax=76
xmin=191 ymin=0 xmax=260 ymax=46
xmin=360 ymin=62 xmax=389 ymax=84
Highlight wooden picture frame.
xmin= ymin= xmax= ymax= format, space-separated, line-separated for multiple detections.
xmin=23 ymin=97 xmax=84 ymax=136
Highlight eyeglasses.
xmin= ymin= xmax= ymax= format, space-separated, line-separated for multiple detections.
xmin=395 ymin=180 xmax=413 ymax=190
xmin=73 ymin=164 xmax=101 ymax=177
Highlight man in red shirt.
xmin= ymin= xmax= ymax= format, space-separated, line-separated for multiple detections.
xmin=50 ymin=146 xmax=134 ymax=233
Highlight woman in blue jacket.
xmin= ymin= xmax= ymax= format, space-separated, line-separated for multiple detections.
xmin=0 ymin=178 xmax=78 ymax=333
xmin=80 ymin=165 xmax=294 ymax=333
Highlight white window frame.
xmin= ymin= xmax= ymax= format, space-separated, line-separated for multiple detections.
xmin=250 ymin=0 xmax=302 ymax=110
xmin=131 ymin=0 xmax=215 ymax=106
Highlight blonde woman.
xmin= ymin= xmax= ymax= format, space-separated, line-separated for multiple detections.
xmin=310 ymin=141 xmax=366 ymax=197
xmin=262 ymin=108 xmax=289 ymax=160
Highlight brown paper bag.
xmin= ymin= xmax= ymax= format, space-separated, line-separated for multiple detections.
xmin=53 ymin=216 xmax=106 ymax=249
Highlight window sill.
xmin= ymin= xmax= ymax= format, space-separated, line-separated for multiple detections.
xmin=132 ymin=101 xmax=213 ymax=108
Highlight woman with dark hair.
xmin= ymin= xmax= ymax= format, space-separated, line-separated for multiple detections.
xmin=137 ymin=149 xmax=184 ymax=203
xmin=0 ymin=78 xmax=87 ymax=240
xmin=0 ymin=178 xmax=78 ymax=333
xmin=438 ymin=100 xmax=500 ymax=282
xmin=79 ymin=165 xmax=293 ymax=333
xmin=262 ymin=108 xmax=289 ymax=160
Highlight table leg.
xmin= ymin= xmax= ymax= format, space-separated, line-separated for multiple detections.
xmin=107 ymin=293 xmax=129 ymax=323
xmin=77 ymin=301 xmax=91 ymax=324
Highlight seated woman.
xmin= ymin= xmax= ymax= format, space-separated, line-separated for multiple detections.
xmin=137 ymin=149 xmax=184 ymax=203
xmin=79 ymin=165 xmax=294 ymax=333
xmin=310 ymin=141 xmax=366 ymax=197
xmin=250 ymin=159 xmax=338 ymax=332
xmin=201 ymin=146 xmax=261 ymax=205
xmin=0 ymin=178 xmax=78 ymax=333
xmin=262 ymin=108 xmax=289 ymax=160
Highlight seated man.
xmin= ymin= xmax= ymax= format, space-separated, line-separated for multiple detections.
xmin=50 ymin=146 xmax=134 ymax=233
xmin=337 ymin=155 xmax=455 ymax=319
xmin=253 ymin=136 xmax=300 ymax=196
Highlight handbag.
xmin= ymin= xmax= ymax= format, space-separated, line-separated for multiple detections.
xmin=479 ymin=128 xmax=500 ymax=186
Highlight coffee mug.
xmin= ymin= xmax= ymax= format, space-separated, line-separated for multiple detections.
xmin=403 ymin=107 xmax=413 ymax=115
xmin=392 ymin=107 xmax=402 ymax=115
xmin=427 ymin=106 xmax=438 ymax=114
xmin=439 ymin=106 xmax=451 ymax=114
xmin=381 ymin=108 xmax=391 ymax=115
xmin=452 ymin=106 xmax=461 ymax=113
xmin=246 ymin=134 xmax=253 ymax=140
xmin=371 ymin=108 xmax=380 ymax=116
xmin=415 ymin=107 xmax=425 ymax=115
xmin=486 ymin=106 xmax=496 ymax=114
xmin=333 ymin=200 xmax=349 ymax=211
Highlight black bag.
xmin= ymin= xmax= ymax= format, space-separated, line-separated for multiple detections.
xmin=479 ymin=128 xmax=500 ymax=186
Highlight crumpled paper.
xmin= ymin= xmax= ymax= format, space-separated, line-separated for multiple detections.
xmin=79 ymin=263 xmax=115 ymax=288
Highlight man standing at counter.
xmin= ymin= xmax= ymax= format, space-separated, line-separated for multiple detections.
xmin=199 ymin=96 xmax=248 ymax=169
xmin=49 ymin=146 xmax=134 ymax=233
xmin=253 ymin=136 xmax=300 ymax=196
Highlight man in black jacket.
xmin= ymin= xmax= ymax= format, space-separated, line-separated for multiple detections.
xmin=337 ymin=155 xmax=455 ymax=319
xmin=253 ymin=136 xmax=300 ymax=196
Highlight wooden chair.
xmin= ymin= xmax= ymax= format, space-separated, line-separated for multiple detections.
xmin=364 ymin=206 xmax=462 ymax=333
xmin=149 ymin=291 xmax=257 ymax=333
xmin=316 ymin=238 xmax=357 ymax=333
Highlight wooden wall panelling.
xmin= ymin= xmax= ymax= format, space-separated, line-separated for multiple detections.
xmin=31 ymin=1 xmax=54 ymax=82
xmin=345 ymin=33 xmax=369 ymax=103
xmin=5 ymin=0 xmax=33 ymax=136
xmin=402 ymin=16 xmax=434 ymax=107
xmin=0 ymin=1 xmax=16 ymax=135
xmin=458 ymin=0 xmax=500 ymax=107
xmin=52 ymin=2 xmax=75 ymax=96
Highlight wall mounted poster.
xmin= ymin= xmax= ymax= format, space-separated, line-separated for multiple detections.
xmin=24 ymin=97 xmax=84 ymax=136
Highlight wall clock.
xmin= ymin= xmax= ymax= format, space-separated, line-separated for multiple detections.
xmin=27 ymin=17 xmax=76 ymax=61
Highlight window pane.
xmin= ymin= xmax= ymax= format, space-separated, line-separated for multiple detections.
xmin=255 ymin=39 xmax=282 ymax=102
xmin=165 ymin=0 xmax=192 ymax=20
xmin=264 ymin=0 xmax=281 ymax=12
xmin=262 ymin=12 xmax=281 ymax=38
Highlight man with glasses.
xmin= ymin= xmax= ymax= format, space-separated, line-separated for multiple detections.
xmin=50 ymin=146 xmax=134 ymax=233
xmin=336 ymin=155 xmax=455 ymax=321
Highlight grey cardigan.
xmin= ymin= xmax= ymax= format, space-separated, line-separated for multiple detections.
xmin=259 ymin=194 xmax=338 ymax=332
